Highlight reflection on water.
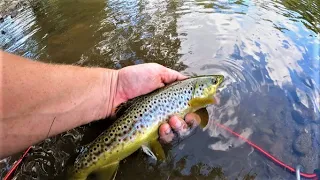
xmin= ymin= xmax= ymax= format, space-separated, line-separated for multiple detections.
xmin=0 ymin=0 xmax=319 ymax=179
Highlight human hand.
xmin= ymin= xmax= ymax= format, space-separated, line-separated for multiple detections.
xmin=113 ymin=63 xmax=187 ymax=108
xmin=159 ymin=113 xmax=202 ymax=143
xmin=114 ymin=63 xmax=200 ymax=143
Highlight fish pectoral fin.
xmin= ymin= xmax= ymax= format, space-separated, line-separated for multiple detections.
xmin=142 ymin=140 xmax=166 ymax=161
xmin=141 ymin=145 xmax=157 ymax=161
xmin=150 ymin=139 xmax=166 ymax=161
xmin=188 ymin=97 xmax=215 ymax=109
xmin=194 ymin=108 xmax=209 ymax=129
xmin=94 ymin=161 xmax=119 ymax=180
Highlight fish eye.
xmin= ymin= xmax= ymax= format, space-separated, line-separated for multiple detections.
xmin=212 ymin=79 xmax=217 ymax=84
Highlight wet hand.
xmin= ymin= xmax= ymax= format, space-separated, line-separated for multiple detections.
xmin=159 ymin=113 xmax=201 ymax=143
xmin=114 ymin=63 xmax=187 ymax=108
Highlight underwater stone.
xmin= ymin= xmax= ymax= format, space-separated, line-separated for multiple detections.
xmin=293 ymin=133 xmax=312 ymax=156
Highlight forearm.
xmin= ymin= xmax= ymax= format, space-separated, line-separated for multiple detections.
xmin=0 ymin=51 xmax=118 ymax=158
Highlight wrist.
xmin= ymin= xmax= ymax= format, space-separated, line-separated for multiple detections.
xmin=99 ymin=68 xmax=119 ymax=119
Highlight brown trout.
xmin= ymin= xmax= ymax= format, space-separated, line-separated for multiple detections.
xmin=68 ymin=75 xmax=224 ymax=180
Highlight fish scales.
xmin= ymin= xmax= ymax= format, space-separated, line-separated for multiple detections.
xmin=69 ymin=75 xmax=224 ymax=179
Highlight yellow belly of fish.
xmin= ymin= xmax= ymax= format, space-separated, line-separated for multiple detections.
xmin=71 ymin=123 xmax=161 ymax=180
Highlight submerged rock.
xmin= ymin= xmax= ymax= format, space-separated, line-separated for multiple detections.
xmin=293 ymin=133 xmax=312 ymax=156
xmin=0 ymin=0 xmax=34 ymax=20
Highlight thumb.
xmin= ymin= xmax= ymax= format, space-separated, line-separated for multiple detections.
xmin=161 ymin=68 xmax=188 ymax=84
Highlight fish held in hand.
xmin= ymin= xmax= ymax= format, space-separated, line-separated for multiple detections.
xmin=68 ymin=75 xmax=224 ymax=180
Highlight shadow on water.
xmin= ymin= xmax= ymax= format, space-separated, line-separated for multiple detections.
xmin=0 ymin=0 xmax=319 ymax=179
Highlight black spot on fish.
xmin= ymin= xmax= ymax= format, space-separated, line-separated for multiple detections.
xmin=105 ymin=137 xmax=108 ymax=141
xmin=93 ymin=148 xmax=97 ymax=151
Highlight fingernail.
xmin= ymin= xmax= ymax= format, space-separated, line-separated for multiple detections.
xmin=165 ymin=128 xmax=171 ymax=135
xmin=182 ymin=123 xmax=188 ymax=130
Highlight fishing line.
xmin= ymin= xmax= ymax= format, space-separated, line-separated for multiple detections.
xmin=214 ymin=122 xmax=318 ymax=179
xmin=4 ymin=121 xmax=319 ymax=180
xmin=46 ymin=117 xmax=56 ymax=138
xmin=3 ymin=146 xmax=31 ymax=180
xmin=3 ymin=117 xmax=56 ymax=180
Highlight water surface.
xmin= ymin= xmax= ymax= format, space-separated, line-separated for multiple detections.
xmin=0 ymin=0 xmax=319 ymax=179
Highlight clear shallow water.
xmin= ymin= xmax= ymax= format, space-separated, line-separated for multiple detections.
xmin=0 ymin=0 xmax=319 ymax=179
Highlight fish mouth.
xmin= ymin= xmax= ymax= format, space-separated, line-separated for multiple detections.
xmin=216 ymin=75 xmax=224 ymax=86
xmin=214 ymin=75 xmax=225 ymax=94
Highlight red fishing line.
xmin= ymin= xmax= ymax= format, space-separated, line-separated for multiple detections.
xmin=214 ymin=122 xmax=318 ymax=179
xmin=3 ymin=146 xmax=32 ymax=180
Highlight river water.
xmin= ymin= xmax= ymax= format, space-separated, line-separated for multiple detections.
xmin=0 ymin=0 xmax=319 ymax=179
